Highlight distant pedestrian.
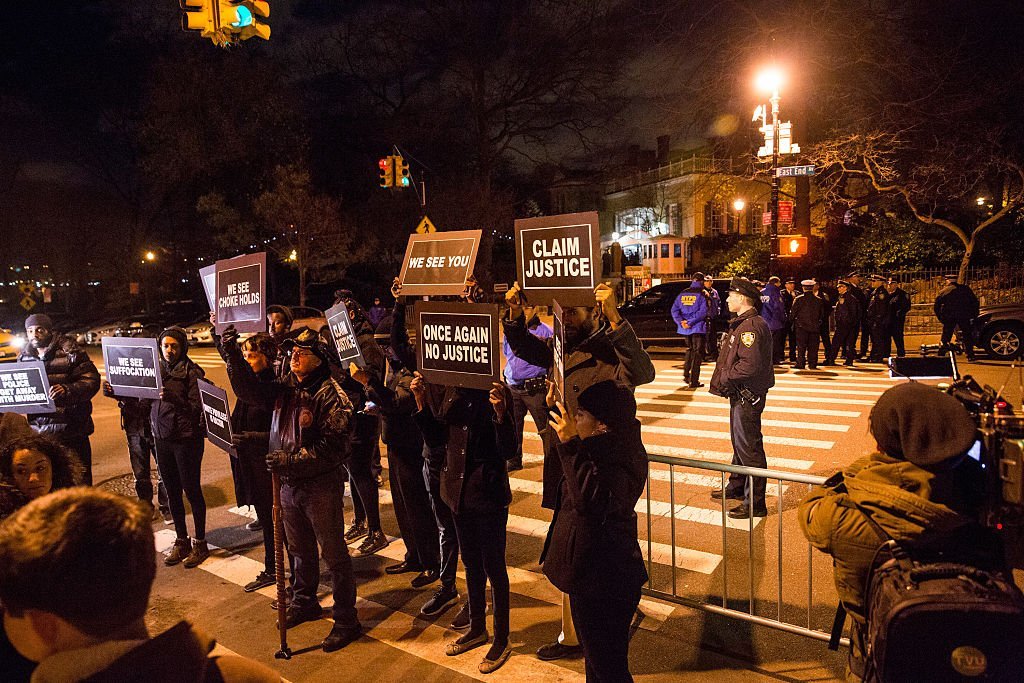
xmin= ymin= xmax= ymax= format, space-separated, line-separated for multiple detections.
xmin=934 ymin=274 xmax=979 ymax=361
xmin=671 ymin=273 xmax=710 ymax=388
xmin=367 ymin=296 xmax=388 ymax=330
xmin=781 ymin=278 xmax=798 ymax=362
xmin=829 ymin=280 xmax=863 ymax=366
xmin=886 ymin=278 xmax=911 ymax=358
xmin=790 ymin=279 xmax=826 ymax=369
xmin=865 ymin=274 xmax=892 ymax=362
xmin=759 ymin=276 xmax=787 ymax=365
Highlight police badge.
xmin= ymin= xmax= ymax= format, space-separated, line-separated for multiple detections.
xmin=741 ymin=331 xmax=755 ymax=347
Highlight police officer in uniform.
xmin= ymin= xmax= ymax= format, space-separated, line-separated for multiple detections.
xmin=790 ymin=279 xmax=826 ymax=370
xmin=671 ymin=273 xmax=709 ymax=388
xmin=885 ymin=278 xmax=911 ymax=358
xmin=845 ymin=272 xmax=869 ymax=358
xmin=829 ymin=280 xmax=862 ymax=366
xmin=780 ymin=278 xmax=798 ymax=362
xmin=703 ymin=275 xmax=721 ymax=360
xmin=934 ymin=274 xmax=979 ymax=361
xmin=865 ymin=274 xmax=892 ymax=362
xmin=709 ymin=278 xmax=775 ymax=519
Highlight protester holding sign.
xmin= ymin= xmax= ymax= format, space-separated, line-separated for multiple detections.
xmin=412 ymin=374 xmax=516 ymax=674
xmin=502 ymin=282 xmax=656 ymax=662
xmin=151 ymin=327 xmax=210 ymax=569
xmin=18 ymin=313 xmax=100 ymax=484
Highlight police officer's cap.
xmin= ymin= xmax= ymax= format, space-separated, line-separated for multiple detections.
xmin=768 ymin=276 xmax=781 ymax=285
xmin=800 ymin=278 xmax=815 ymax=287
xmin=752 ymin=279 xmax=764 ymax=287
xmin=837 ymin=280 xmax=853 ymax=289
xmin=846 ymin=271 xmax=862 ymax=279
xmin=728 ymin=277 xmax=761 ymax=303
xmin=703 ymin=274 xmax=714 ymax=282
xmin=886 ymin=277 xmax=897 ymax=285
xmin=784 ymin=277 xmax=796 ymax=284
xmin=869 ymin=273 xmax=886 ymax=282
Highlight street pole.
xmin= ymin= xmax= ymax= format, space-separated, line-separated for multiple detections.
xmin=769 ymin=88 xmax=780 ymax=277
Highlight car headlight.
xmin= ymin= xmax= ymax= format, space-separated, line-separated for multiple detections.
xmin=11 ymin=335 xmax=26 ymax=350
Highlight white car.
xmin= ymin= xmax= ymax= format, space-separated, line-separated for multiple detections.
xmin=184 ymin=319 xmax=214 ymax=346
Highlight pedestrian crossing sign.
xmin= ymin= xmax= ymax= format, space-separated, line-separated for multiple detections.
xmin=20 ymin=295 xmax=36 ymax=311
xmin=415 ymin=215 xmax=437 ymax=234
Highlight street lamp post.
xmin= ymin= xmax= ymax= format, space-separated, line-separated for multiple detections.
xmin=756 ymin=67 xmax=784 ymax=276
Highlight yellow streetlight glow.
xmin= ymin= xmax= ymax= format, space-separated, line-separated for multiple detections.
xmin=976 ymin=197 xmax=986 ymax=206
xmin=755 ymin=67 xmax=784 ymax=94
xmin=144 ymin=251 xmax=156 ymax=262
xmin=733 ymin=199 xmax=746 ymax=212
xmin=287 ymin=249 xmax=298 ymax=262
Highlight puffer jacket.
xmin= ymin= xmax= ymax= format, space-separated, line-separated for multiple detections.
xmin=150 ymin=356 xmax=206 ymax=441
xmin=18 ymin=335 xmax=100 ymax=437
xmin=798 ymin=452 xmax=1000 ymax=623
xmin=670 ymin=280 xmax=709 ymax=335
xmin=759 ymin=283 xmax=787 ymax=331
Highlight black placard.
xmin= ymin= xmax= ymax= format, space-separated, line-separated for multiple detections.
xmin=325 ymin=301 xmax=366 ymax=368
xmin=215 ymin=252 xmax=266 ymax=334
xmin=199 ymin=264 xmax=217 ymax=310
xmin=415 ymin=301 xmax=501 ymax=390
xmin=398 ymin=230 xmax=482 ymax=296
xmin=198 ymin=379 xmax=235 ymax=455
xmin=0 ymin=361 xmax=54 ymax=415
xmin=515 ymin=211 xmax=601 ymax=306
xmin=552 ymin=300 xmax=565 ymax=401
xmin=101 ymin=337 xmax=163 ymax=399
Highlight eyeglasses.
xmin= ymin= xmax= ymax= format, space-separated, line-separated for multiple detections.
xmin=291 ymin=349 xmax=317 ymax=359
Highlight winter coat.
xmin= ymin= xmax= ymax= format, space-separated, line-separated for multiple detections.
xmin=933 ymin=283 xmax=979 ymax=322
xmin=414 ymin=386 xmax=515 ymax=515
xmin=331 ymin=318 xmax=385 ymax=446
xmin=887 ymin=287 xmax=911 ymax=323
xmin=502 ymin=314 xmax=656 ymax=508
xmin=18 ymin=335 xmax=100 ymax=437
xmin=0 ymin=413 xmax=32 ymax=451
xmin=759 ymin=283 xmax=787 ymax=331
xmin=798 ymin=452 xmax=1000 ymax=623
xmin=670 ymin=280 xmax=710 ymax=335
xmin=865 ymin=286 xmax=892 ymax=328
xmin=789 ymin=291 xmax=826 ymax=332
xmin=366 ymin=361 xmax=423 ymax=452
xmin=709 ymin=308 xmax=775 ymax=397
xmin=833 ymin=294 xmax=863 ymax=330
xmin=540 ymin=422 xmax=649 ymax=597
xmin=150 ymin=357 xmax=205 ymax=442
xmin=848 ymin=286 xmax=869 ymax=323
xmin=225 ymin=346 xmax=353 ymax=485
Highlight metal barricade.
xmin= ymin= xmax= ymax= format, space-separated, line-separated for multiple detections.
xmin=641 ymin=453 xmax=849 ymax=648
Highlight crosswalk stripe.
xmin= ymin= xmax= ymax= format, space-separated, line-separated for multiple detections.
xmin=635 ymin=424 xmax=834 ymax=450
xmin=643 ymin=381 xmax=885 ymax=398
xmin=635 ymin=387 xmax=879 ymax=406
xmin=653 ymin=373 xmax=896 ymax=389
xmin=643 ymin=469 xmax=786 ymax=496
xmin=636 ymin=409 xmax=849 ymax=433
xmin=636 ymin=397 xmax=860 ymax=418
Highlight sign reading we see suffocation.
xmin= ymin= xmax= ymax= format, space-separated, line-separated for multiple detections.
xmin=398 ymin=229 xmax=482 ymax=296
xmin=215 ymin=252 xmax=266 ymax=334
xmin=101 ymin=337 xmax=162 ymax=399
xmin=515 ymin=211 xmax=601 ymax=306
xmin=0 ymin=360 xmax=54 ymax=414
xmin=325 ymin=300 xmax=366 ymax=369
xmin=197 ymin=379 xmax=235 ymax=455
xmin=414 ymin=301 xmax=501 ymax=390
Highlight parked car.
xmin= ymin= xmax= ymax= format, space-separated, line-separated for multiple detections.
xmin=184 ymin=318 xmax=214 ymax=346
xmin=973 ymin=302 xmax=1024 ymax=360
xmin=290 ymin=306 xmax=328 ymax=334
xmin=85 ymin=318 xmax=128 ymax=345
xmin=618 ymin=278 xmax=731 ymax=349
xmin=114 ymin=315 xmax=164 ymax=339
xmin=0 ymin=328 xmax=26 ymax=363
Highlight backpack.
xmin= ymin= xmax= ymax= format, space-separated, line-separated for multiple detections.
xmin=830 ymin=499 xmax=1024 ymax=682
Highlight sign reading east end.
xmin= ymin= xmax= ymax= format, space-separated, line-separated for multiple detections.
xmin=0 ymin=360 xmax=55 ymax=415
xmin=101 ymin=337 xmax=163 ymax=399
xmin=775 ymin=165 xmax=815 ymax=177
xmin=552 ymin=300 xmax=565 ymax=401
xmin=325 ymin=301 xmax=366 ymax=369
xmin=215 ymin=252 xmax=266 ymax=334
xmin=398 ymin=229 xmax=482 ymax=296
xmin=197 ymin=379 xmax=235 ymax=455
xmin=514 ymin=211 xmax=601 ymax=306
xmin=414 ymin=301 xmax=501 ymax=391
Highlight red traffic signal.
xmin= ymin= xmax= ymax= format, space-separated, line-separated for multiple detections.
xmin=778 ymin=235 xmax=807 ymax=257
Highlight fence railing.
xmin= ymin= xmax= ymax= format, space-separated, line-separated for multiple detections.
xmin=606 ymin=157 xmax=736 ymax=194
xmin=641 ymin=454 xmax=849 ymax=648
xmin=886 ymin=266 xmax=1024 ymax=335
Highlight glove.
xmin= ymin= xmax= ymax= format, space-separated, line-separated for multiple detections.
xmin=231 ymin=432 xmax=255 ymax=448
xmin=221 ymin=325 xmax=240 ymax=350
xmin=266 ymin=449 xmax=291 ymax=471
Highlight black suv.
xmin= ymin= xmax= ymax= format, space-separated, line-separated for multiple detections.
xmin=973 ymin=302 xmax=1024 ymax=360
xmin=618 ymin=278 xmax=731 ymax=348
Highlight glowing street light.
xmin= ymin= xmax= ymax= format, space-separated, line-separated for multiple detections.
xmin=976 ymin=197 xmax=987 ymax=206
xmin=756 ymin=66 xmax=786 ymax=273
xmin=287 ymin=249 xmax=298 ymax=262
xmin=144 ymin=251 xmax=156 ymax=262
xmin=755 ymin=67 xmax=784 ymax=96
xmin=733 ymin=199 xmax=746 ymax=212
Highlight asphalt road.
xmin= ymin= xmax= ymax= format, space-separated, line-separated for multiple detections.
xmin=76 ymin=340 xmax=1023 ymax=682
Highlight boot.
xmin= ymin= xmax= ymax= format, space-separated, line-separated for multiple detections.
xmin=164 ymin=537 xmax=191 ymax=566
xmin=183 ymin=539 xmax=209 ymax=568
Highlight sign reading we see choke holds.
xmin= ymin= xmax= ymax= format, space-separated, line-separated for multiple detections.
xmin=398 ymin=229 xmax=482 ymax=296
xmin=515 ymin=211 xmax=601 ymax=306
xmin=414 ymin=301 xmax=501 ymax=390
xmin=215 ymin=252 xmax=266 ymax=334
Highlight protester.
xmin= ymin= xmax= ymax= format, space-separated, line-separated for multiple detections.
xmin=789 ymin=279 xmax=826 ymax=370
xmin=266 ymin=304 xmax=299 ymax=378
xmin=367 ymin=296 xmax=388 ymax=329
xmin=412 ymin=374 xmax=516 ymax=674
xmin=18 ymin=313 xmax=100 ymax=484
xmin=542 ymin=381 xmax=648 ymax=682
xmin=0 ymin=433 xmax=83 ymax=519
xmin=151 ymin=327 xmax=209 ymax=569
xmin=223 ymin=325 xmax=362 ymax=653
xmin=671 ymin=273 xmax=709 ymax=389
xmin=885 ymin=278 xmax=911 ymax=358
xmin=799 ymin=382 xmax=1004 ymax=677
xmin=0 ymin=487 xmax=279 ymax=682
xmin=934 ymin=274 xmax=979 ymax=361
xmin=501 ymin=303 xmax=552 ymax=471
xmin=759 ymin=276 xmax=787 ymax=365
xmin=504 ymin=281 xmax=655 ymax=662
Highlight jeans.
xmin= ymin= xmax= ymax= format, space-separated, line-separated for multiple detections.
xmin=683 ymin=334 xmax=705 ymax=386
xmin=570 ymin=589 xmax=639 ymax=682
xmin=726 ymin=395 xmax=768 ymax=510
xmin=127 ymin=433 xmax=167 ymax=511
xmin=347 ymin=415 xmax=382 ymax=531
xmin=423 ymin=445 xmax=459 ymax=588
xmin=155 ymin=437 xmax=206 ymax=540
xmin=454 ymin=508 xmax=510 ymax=641
xmin=508 ymin=384 xmax=549 ymax=464
xmin=388 ymin=440 xmax=440 ymax=571
xmin=281 ymin=470 xmax=359 ymax=627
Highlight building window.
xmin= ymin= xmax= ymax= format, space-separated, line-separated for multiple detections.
xmin=668 ymin=203 xmax=681 ymax=235
xmin=661 ymin=243 xmax=669 ymax=258
xmin=703 ymin=201 xmax=725 ymax=235
xmin=674 ymin=242 xmax=682 ymax=258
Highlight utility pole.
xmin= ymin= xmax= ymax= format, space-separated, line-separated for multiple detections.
xmin=769 ymin=87 xmax=780 ymax=276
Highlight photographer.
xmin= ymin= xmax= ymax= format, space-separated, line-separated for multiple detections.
xmin=799 ymin=382 xmax=1004 ymax=678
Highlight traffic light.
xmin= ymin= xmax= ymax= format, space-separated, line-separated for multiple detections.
xmin=378 ymin=157 xmax=394 ymax=188
xmin=778 ymin=235 xmax=808 ymax=257
xmin=180 ymin=0 xmax=216 ymax=34
xmin=395 ymin=156 xmax=412 ymax=187
xmin=220 ymin=0 xmax=271 ymax=41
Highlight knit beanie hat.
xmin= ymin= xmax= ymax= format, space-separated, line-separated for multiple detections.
xmin=24 ymin=314 xmax=54 ymax=330
xmin=869 ymin=382 xmax=977 ymax=466
xmin=158 ymin=327 xmax=189 ymax=353
xmin=576 ymin=380 xmax=637 ymax=430
xmin=266 ymin=305 xmax=295 ymax=326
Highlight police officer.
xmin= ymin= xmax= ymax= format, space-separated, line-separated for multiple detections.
xmin=813 ymin=281 xmax=834 ymax=365
xmin=829 ymin=280 xmax=863 ymax=366
xmin=759 ymin=277 xmax=787 ymax=365
xmin=709 ymin=278 xmax=774 ymax=519
xmin=865 ymin=274 xmax=892 ymax=362
xmin=790 ymin=279 xmax=826 ymax=370
xmin=781 ymin=278 xmax=798 ymax=363
xmin=703 ymin=275 xmax=721 ymax=360
xmin=671 ymin=273 xmax=710 ymax=389
xmin=845 ymin=272 xmax=869 ymax=358
xmin=885 ymin=278 xmax=911 ymax=358
xmin=934 ymin=274 xmax=979 ymax=361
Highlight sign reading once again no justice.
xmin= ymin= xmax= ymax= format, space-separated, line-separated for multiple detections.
xmin=398 ymin=229 xmax=482 ymax=296
xmin=414 ymin=301 xmax=500 ymax=390
xmin=515 ymin=211 xmax=601 ymax=306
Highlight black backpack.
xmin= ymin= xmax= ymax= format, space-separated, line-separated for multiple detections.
xmin=830 ymin=500 xmax=1024 ymax=682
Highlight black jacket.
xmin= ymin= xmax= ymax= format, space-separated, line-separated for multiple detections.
xmin=866 ymin=285 xmax=892 ymax=328
xmin=833 ymin=294 xmax=863 ymax=330
xmin=710 ymin=308 xmax=775 ymax=397
xmin=934 ymin=283 xmax=979 ymax=322
xmin=503 ymin=314 xmax=656 ymax=508
xmin=540 ymin=423 xmax=649 ymax=597
xmin=150 ymin=357 xmax=206 ymax=441
xmin=18 ymin=335 xmax=100 ymax=437
xmin=225 ymin=346 xmax=353 ymax=484
xmin=789 ymin=291 xmax=826 ymax=332
xmin=366 ymin=361 xmax=423 ymax=452
xmin=414 ymin=386 xmax=515 ymax=515
xmin=888 ymin=287 xmax=911 ymax=323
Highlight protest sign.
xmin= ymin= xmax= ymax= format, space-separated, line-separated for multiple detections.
xmin=414 ymin=301 xmax=500 ymax=390
xmin=552 ymin=300 xmax=565 ymax=401
xmin=199 ymin=264 xmax=217 ymax=311
xmin=101 ymin=337 xmax=162 ymax=399
xmin=515 ymin=211 xmax=601 ymax=306
xmin=0 ymin=361 xmax=54 ymax=415
xmin=215 ymin=252 xmax=266 ymax=334
xmin=197 ymin=379 xmax=235 ymax=455
xmin=325 ymin=300 xmax=366 ymax=368
xmin=398 ymin=229 xmax=482 ymax=296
